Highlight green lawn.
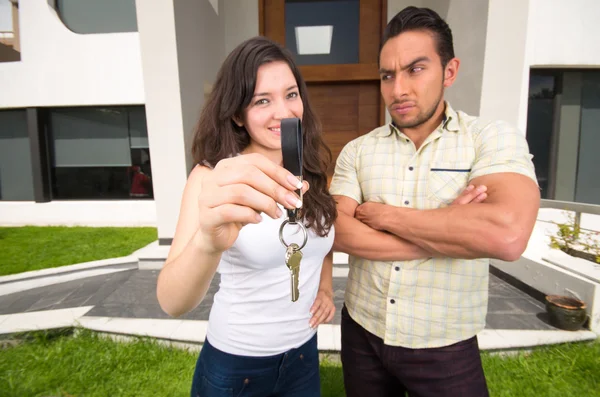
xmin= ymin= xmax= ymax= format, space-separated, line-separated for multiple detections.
xmin=0 ymin=227 xmax=158 ymax=276
xmin=0 ymin=330 xmax=598 ymax=397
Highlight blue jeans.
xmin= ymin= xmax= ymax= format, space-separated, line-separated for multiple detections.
xmin=191 ymin=334 xmax=321 ymax=397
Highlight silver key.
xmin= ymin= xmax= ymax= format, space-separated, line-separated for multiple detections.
xmin=285 ymin=243 xmax=302 ymax=302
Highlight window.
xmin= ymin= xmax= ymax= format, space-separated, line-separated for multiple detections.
xmin=284 ymin=0 xmax=360 ymax=65
xmin=0 ymin=109 xmax=34 ymax=201
xmin=575 ymin=71 xmax=600 ymax=205
xmin=48 ymin=106 xmax=153 ymax=200
xmin=526 ymin=69 xmax=600 ymax=205
xmin=525 ymin=72 xmax=558 ymax=199
xmin=56 ymin=0 xmax=138 ymax=34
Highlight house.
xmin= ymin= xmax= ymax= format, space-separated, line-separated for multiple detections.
xmin=1 ymin=0 xmax=599 ymax=247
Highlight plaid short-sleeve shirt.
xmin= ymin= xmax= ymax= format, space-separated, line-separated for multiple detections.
xmin=329 ymin=102 xmax=537 ymax=349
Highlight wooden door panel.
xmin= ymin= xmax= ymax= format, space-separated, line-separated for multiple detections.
xmin=259 ymin=0 xmax=386 ymax=178
xmin=300 ymin=64 xmax=379 ymax=82
xmin=359 ymin=0 xmax=386 ymax=62
xmin=307 ymin=82 xmax=380 ymax=176
xmin=260 ymin=0 xmax=385 ymax=83
xmin=358 ymin=82 xmax=381 ymax=135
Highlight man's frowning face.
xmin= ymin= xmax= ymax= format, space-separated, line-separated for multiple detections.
xmin=379 ymin=30 xmax=457 ymax=130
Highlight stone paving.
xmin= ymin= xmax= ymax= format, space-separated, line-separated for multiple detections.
xmin=0 ymin=268 xmax=558 ymax=331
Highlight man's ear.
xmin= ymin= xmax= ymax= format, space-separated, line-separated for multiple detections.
xmin=443 ymin=57 xmax=460 ymax=88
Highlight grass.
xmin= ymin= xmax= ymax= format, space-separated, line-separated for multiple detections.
xmin=483 ymin=342 xmax=600 ymax=397
xmin=0 ymin=330 xmax=598 ymax=397
xmin=0 ymin=226 xmax=158 ymax=276
xmin=0 ymin=329 xmax=345 ymax=397
xmin=0 ymin=329 xmax=193 ymax=397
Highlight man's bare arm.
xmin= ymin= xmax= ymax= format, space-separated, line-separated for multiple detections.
xmin=333 ymin=195 xmax=431 ymax=261
xmin=356 ymin=173 xmax=540 ymax=261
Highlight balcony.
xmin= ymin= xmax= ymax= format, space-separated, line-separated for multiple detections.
xmin=0 ymin=0 xmax=20 ymax=62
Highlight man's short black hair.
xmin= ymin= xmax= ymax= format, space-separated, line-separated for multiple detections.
xmin=381 ymin=6 xmax=455 ymax=68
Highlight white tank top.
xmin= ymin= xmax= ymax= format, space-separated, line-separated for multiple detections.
xmin=206 ymin=204 xmax=335 ymax=356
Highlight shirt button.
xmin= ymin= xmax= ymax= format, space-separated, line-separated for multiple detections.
xmin=390 ymin=299 xmax=396 ymax=304
xmin=395 ymin=266 xmax=400 ymax=271
xmin=408 ymin=166 xmax=414 ymax=171
xmin=404 ymin=200 xmax=410 ymax=205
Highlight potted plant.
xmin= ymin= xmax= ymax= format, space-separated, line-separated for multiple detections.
xmin=545 ymin=295 xmax=588 ymax=331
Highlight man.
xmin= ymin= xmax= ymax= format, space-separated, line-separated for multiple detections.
xmin=329 ymin=6 xmax=540 ymax=397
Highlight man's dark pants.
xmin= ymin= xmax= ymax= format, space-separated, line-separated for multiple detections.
xmin=341 ymin=306 xmax=490 ymax=397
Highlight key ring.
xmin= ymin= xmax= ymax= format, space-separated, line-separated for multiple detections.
xmin=279 ymin=219 xmax=308 ymax=251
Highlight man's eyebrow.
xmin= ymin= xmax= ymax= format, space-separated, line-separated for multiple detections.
xmin=401 ymin=56 xmax=430 ymax=71
xmin=378 ymin=56 xmax=431 ymax=75
xmin=253 ymin=85 xmax=298 ymax=97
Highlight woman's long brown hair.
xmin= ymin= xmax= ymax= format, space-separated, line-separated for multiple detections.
xmin=191 ymin=36 xmax=336 ymax=237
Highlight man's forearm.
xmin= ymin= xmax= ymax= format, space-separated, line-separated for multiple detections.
xmin=334 ymin=212 xmax=431 ymax=261
xmin=381 ymin=204 xmax=521 ymax=260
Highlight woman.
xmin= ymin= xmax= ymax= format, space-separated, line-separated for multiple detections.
xmin=156 ymin=36 xmax=337 ymax=397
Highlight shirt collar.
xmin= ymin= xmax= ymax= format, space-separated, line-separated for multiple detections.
xmin=443 ymin=102 xmax=460 ymax=132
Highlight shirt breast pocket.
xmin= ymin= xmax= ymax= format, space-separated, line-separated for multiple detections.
xmin=427 ymin=163 xmax=472 ymax=206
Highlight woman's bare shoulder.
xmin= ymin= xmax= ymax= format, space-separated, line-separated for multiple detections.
xmin=183 ymin=164 xmax=213 ymax=195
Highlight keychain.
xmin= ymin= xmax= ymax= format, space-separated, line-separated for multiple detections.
xmin=279 ymin=118 xmax=307 ymax=302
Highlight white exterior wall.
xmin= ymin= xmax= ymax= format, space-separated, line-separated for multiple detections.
xmin=528 ymin=0 xmax=600 ymax=68
xmin=223 ymin=0 xmax=259 ymax=55
xmin=136 ymin=0 xmax=228 ymax=241
xmin=136 ymin=0 xmax=257 ymax=241
xmin=2 ymin=1 xmax=599 ymax=232
xmin=481 ymin=0 xmax=600 ymax=134
xmin=0 ymin=201 xmax=156 ymax=227
xmin=479 ymin=0 xmax=530 ymax=131
xmin=0 ymin=0 xmax=258 ymax=234
xmin=0 ymin=1 xmax=144 ymax=108
xmin=0 ymin=0 xmax=149 ymax=227
xmin=135 ymin=0 xmax=189 ymax=239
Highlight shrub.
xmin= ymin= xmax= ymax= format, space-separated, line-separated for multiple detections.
xmin=549 ymin=212 xmax=600 ymax=264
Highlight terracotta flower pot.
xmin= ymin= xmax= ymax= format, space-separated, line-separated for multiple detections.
xmin=545 ymin=295 xmax=588 ymax=331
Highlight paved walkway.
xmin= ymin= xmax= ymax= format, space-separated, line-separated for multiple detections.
xmin=0 ymin=268 xmax=556 ymax=329
xmin=0 ymin=262 xmax=596 ymax=351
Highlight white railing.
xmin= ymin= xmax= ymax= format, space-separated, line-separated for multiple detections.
xmin=540 ymin=199 xmax=600 ymax=230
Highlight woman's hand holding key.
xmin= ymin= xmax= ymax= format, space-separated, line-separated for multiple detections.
xmin=196 ymin=153 xmax=308 ymax=254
